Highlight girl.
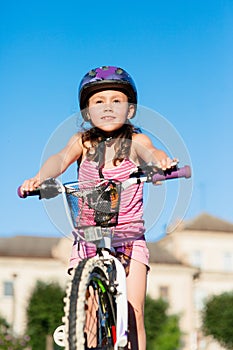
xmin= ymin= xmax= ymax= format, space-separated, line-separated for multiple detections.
xmin=21 ymin=66 xmax=176 ymax=350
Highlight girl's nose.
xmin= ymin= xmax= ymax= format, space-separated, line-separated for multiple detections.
xmin=104 ymin=103 xmax=113 ymax=111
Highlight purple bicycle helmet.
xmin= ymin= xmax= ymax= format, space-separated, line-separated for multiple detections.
xmin=78 ymin=66 xmax=137 ymax=119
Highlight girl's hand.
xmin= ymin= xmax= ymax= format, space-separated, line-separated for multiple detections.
xmin=152 ymin=156 xmax=179 ymax=185
xmin=20 ymin=177 xmax=40 ymax=195
xmin=156 ymin=156 xmax=179 ymax=171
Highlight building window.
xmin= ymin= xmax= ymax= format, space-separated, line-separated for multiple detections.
xmin=223 ymin=252 xmax=232 ymax=272
xmin=194 ymin=288 xmax=206 ymax=311
xmin=3 ymin=281 xmax=14 ymax=296
xmin=191 ymin=250 xmax=202 ymax=268
xmin=159 ymin=286 xmax=169 ymax=301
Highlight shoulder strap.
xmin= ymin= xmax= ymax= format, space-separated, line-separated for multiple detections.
xmin=98 ymin=142 xmax=106 ymax=179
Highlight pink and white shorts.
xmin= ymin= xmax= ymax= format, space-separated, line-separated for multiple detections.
xmin=69 ymin=235 xmax=150 ymax=272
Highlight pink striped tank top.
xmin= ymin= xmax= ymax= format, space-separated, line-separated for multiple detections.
xmin=78 ymin=158 xmax=146 ymax=245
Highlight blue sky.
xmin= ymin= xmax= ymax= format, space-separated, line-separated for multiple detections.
xmin=1 ymin=0 xmax=232 ymax=240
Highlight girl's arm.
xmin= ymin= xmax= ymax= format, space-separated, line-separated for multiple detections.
xmin=21 ymin=133 xmax=83 ymax=192
xmin=132 ymin=133 xmax=176 ymax=170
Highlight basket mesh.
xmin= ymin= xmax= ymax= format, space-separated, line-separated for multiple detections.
xmin=65 ymin=180 xmax=121 ymax=228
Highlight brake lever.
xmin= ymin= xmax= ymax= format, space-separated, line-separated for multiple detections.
xmin=39 ymin=178 xmax=63 ymax=199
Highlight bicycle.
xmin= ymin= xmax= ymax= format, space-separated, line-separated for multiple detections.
xmin=18 ymin=164 xmax=191 ymax=350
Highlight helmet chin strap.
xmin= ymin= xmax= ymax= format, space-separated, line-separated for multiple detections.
xmin=105 ymin=136 xmax=113 ymax=143
xmin=95 ymin=124 xmax=129 ymax=142
xmin=92 ymin=123 xmax=133 ymax=177
xmin=96 ymin=128 xmax=121 ymax=178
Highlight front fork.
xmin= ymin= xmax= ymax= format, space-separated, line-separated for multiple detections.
xmin=102 ymin=251 xmax=128 ymax=349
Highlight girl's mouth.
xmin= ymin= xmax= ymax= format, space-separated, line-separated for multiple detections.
xmin=101 ymin=116 xmax=116 ymax=121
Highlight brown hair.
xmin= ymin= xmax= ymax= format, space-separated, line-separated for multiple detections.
xmin=81 ymin=123 xmax=141 ymax=166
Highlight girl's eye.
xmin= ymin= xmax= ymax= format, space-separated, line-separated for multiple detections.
xmin=95 ymin=99 xmax=103 ymax=104
xmin=113 ymin=99 xmax=120 ymax=103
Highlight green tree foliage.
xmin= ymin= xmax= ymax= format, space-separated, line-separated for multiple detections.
xmin=145 ymin=296 xmax=181 ymax=350
xmin=0 ymin=315 xmax=30 ymax=349
xmin=26 ymin=281 xmax=65 ymax=349
xmin=202 ymin=291 xmax=233 ymax=349
xmin=155 ymin=314 xmax=181 ymax=350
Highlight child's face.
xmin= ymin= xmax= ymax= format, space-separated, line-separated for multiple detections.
xmin=87 ymin=90 xmax=135 ymax=133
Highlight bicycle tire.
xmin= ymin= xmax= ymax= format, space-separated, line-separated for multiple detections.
xmin=64 ymin=258 xmax=117 ymax=350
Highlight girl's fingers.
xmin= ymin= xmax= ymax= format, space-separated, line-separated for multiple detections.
xmin=157 ymin=157 xmax=179 ymax=170
xmin=21 ymin=178 xmax=40 ymax=192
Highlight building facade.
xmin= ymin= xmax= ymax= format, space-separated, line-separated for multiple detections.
xmin=150 ymin=213 xmax=233 ymax=350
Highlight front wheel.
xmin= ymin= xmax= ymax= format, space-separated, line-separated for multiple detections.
xmin=64 ymin=258 xmax=117 ymax=350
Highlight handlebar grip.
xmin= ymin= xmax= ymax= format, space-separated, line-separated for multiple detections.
xmin=152 ymin=165 xmax=191 ymax=182
xmin=17 ymin=178 xmax=62 ymax=199
xmin=17 ymin=186 xmax=40 ymax=198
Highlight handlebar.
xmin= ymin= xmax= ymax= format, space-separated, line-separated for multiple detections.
xmin=152 ymin=165 xmax=191 ymax=182
xmin=18 ymin=165 xmax=191 ymax=199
